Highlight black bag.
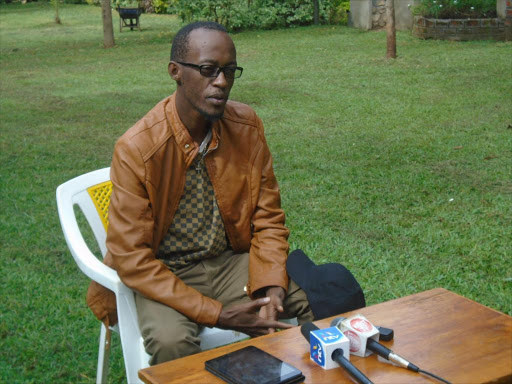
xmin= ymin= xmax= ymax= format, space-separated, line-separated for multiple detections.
xmin=286 ymin=249 xmax=366 ymax=320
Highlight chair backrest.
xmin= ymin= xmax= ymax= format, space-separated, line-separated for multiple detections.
xmin=57 ymin=167 xmax=111 ymax=259
xmin=87 ymin=180 xmax=112 ymax=234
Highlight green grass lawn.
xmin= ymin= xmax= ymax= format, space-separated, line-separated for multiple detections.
xmin=1 ymin=2 xmax=511 ymax=382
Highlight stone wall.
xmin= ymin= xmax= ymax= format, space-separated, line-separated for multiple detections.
xmin=372 ymin=0 xmax=387 ymax=29
xmin=413 ymin=17 xmax=510 ymax=41
xmin=351 ymin=0 xmax=419 ymax=31
xmin=351 ymin=0 xmax=511 ymax=36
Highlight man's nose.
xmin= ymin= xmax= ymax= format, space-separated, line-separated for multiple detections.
xmin=212 ymin=70 xmax=229 ymax=88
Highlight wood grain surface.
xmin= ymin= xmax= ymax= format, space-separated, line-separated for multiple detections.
xmin=139 ymin=288 xmax=512 ymax=384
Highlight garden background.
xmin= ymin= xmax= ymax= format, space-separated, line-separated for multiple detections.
xmin=0 ymin=2 xmax=511 ymax=382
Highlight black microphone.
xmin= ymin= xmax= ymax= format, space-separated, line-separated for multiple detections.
xmin=366 ymin=338 xmax=420 ymax=372
xmin=331 ymin=316 xmax=452 ymax=384
xmin=300 ymin=322 xmax=373 ymax=384
xmin=330 ymin=317 xmax=418 ymax=371
xmin=365 ymin=339 xmax=452 ymax=384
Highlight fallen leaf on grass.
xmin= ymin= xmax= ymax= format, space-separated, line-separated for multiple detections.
xmin=484 ymin=155 xmax=498 ymax=160
xmin=453 ymin=146 xmax=463 ymax=150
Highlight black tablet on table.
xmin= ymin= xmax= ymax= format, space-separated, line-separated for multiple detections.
xmin=205 ymin=345 xmax=305 ymax=384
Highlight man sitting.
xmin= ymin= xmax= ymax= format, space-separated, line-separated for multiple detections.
xmin=87 ymin=21 xmax=314 ymax=365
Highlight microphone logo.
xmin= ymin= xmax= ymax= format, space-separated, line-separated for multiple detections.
xmin=317 ymin=330 xmax=341 ymax=343
xmin=350 ymin=318 xmax=374 ymax=333
xmin=311 ymin=340 xmax=324 ymax=366
xmin=344 ymin=330 xmax=362 ymax=352
xmin=309 ymin=326 xmax=350 ymax=369
xmin=337 ymin=314 xmax=380 ymax=357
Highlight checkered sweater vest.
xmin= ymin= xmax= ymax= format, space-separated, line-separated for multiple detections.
xmin=157 ymin=152 xmax=227 ymax=270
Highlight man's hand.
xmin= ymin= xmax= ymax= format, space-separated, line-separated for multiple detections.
xmin=259 ymin=286 xmax=286 ymax=334
xmin=217 ymin=297 xmax=293 ymax=337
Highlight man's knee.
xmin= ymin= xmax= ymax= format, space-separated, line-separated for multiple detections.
xmin=283 ymin=279 xmax=315 ymax=323
xmin=145 ymin=324 xmax=201 ymax=365
xmin=135 ymin=293 xmax=202 ymax=365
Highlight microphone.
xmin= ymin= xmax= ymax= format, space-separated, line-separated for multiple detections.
xmin=332 ymin=315 xmax=452 ymax=384
xmin=332 ymin=314 xmax=380 ymax=357
xmin=331 ymin=315 xmax=418 ymax=370
xmin=330 ymin=317 xmax=394 ymax=342
xmin=300 ymin=322 xmax=373 ymax=384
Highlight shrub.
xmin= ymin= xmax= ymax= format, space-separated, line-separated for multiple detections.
xmin=169 ymin=0 xmax=334 ymax=31
xmin=114 ymin=0 xmax=141 ymax=6
xmin=328 ymin=0 xmax=349 ymax=25
xmin=412 ymin=0 xmax=497 ymax=19
xmin=152 ymin=0 xmax=171 ymax=13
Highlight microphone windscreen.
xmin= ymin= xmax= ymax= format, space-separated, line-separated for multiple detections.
xmin=330 ymin=317 xmax=345 ymax=328
xmin=300 ymin=322 xmax=319 ymax=342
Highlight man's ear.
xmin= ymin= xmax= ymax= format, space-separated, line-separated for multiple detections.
xmin=168 ymin=61 xmax=181 ymax=84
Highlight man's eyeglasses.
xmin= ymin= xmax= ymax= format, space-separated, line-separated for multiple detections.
xmin=177 ymin=62 xmax=243 ymax=80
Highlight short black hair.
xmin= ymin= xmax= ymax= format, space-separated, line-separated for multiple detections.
xmin=170 ymin=21 xmax=228 ymax=62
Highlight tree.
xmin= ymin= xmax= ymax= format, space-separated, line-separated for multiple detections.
xmin=313 ymin=0 xmax=319 ymax=25
xmin=53 ymin=0 xmax=61 ymax=24
xmin=101 ymin=0 xmax=115 ymax=48
xmin=386 ymin=0 xmax=396 ymax=59
xmin=142 ymin=0 xmax=154 ymax=13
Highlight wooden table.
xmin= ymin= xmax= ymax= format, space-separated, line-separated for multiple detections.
xmin=139 ymin=288 xmax=512 ymax=384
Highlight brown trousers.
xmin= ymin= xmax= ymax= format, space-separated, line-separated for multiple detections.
xmin=135 ymin=250 xmax=314 ymax=365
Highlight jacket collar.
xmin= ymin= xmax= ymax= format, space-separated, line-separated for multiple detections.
xmin=165 ymin=92 xmax=221 ymax=158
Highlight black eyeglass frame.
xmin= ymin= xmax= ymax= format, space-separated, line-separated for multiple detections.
xmin=176 ymin=62 xmax=243 ymax=79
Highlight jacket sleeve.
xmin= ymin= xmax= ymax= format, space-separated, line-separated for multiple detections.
xmin=106 ymin=136 xmax=222 ymax=326
xmin=247 ymin=116 xmax=290 ymax=298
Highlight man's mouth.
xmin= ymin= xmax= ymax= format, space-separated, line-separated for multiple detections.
xmin=207 ymin=94 xmax=226 ymax=105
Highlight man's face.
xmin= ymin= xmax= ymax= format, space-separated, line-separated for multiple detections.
xmin=174 ymin=28 xmax=237 ymax=122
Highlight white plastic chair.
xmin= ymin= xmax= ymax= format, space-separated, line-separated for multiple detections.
xmin=56 ymin=167 xmax=255 ymax=384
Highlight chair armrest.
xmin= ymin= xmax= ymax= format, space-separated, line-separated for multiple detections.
xmin=68 ymin=235 xmax=121 ymax=292
xmin=56 ymin=185 xmax=121 ymax=293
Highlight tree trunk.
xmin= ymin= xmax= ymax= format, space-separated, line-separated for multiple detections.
xmin=386 ymin=0 xmax=396 ymax=59
xmin=102 ymin=0 xmax=115 ymax=49
xmin=313 ymin=0 xmax=319 ymax=25
xmin=142 ymin=0 xmax=154 ymax=13
xmin=54 ymin=0 xmax=61 ymax=24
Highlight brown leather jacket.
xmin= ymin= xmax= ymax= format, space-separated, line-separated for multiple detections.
xmin=87 ymin=93 xmax=290 ymax=327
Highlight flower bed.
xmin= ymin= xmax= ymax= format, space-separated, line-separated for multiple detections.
xmin=413 ymin=16 xmax=510 ymax=40
xmin=412 ymin=0 xmax=497 ymax=19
